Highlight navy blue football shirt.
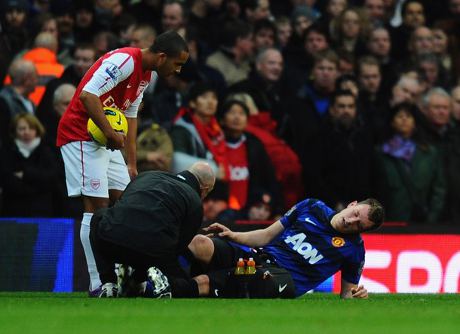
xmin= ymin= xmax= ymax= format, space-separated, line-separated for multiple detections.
xmin=262 ymin=199 xmax=365 ymax=297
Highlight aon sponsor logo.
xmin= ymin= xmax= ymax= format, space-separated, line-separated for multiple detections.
xmin=284 ymin=233 xmax=324 ymax=264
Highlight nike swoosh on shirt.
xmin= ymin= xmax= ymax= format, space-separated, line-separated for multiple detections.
xmin=214 ymin=289 xmax=219 ymax=297
xmin=127 ymin=84 xmax=132 ymax=88
xmin=305 ymin=217 xmax=317 ymax=226
xmin=278 ymin=284 xmax=287 ymax=293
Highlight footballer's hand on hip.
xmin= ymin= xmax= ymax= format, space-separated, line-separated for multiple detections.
xmin=351 ymin=285 xmax=368 ymax=299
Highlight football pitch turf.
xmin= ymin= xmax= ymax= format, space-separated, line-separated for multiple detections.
xmin=1 ymin=293 xmax=459 ymax=334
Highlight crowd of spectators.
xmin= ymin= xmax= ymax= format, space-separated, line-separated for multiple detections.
xmin=1 ymin=0 xmax=460 ymax=225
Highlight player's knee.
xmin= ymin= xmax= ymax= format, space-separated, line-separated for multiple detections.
xmin=83 ymin=196 xmax=109 ymax=213
xmin=189 ymin=235 xmax=214 ymax=263
xmin=109 ymin=189 xmax=123 ymax=205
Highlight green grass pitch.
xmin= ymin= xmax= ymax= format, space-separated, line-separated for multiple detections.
xmin=1 ymin=293 xmax=459 ymax=334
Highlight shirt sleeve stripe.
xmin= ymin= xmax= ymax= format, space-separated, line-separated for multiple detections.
xmin=98 ymin=81 xmax=109 ymax=90
xmin=118 ymin=55 xmax=131 ymax=69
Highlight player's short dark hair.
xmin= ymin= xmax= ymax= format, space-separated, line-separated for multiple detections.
xmin=149 ymin=30 xmax=189 ymax=57
xmin=358 ymin=198 xmax=385 ymax=231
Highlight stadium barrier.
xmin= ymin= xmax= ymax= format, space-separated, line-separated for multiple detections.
xmin=0 ymin=218 xmax=74 ymax=292
xmin=0 ymin=218 xmax=458 ymax=293
xmin=332 ymin=234 xmax=460 ymax=293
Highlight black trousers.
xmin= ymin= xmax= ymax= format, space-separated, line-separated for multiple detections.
xmin=88 ymin=213 xmax=198 ymax=297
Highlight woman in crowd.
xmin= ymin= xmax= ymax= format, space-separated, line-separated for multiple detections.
xmin=0 ymin=113 xmax=60 ymax=217
xmin=330 ymin=7 xmax=370 ymax=59
xmin=317 ymin=0 xmax=348 ymax=29
xmin=431 ymin=28 xmax=452 ymax=76
xmin=373 ymin=103 xmax=445 ymax=223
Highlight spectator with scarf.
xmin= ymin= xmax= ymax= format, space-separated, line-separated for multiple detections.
xmin=217 ymin=99 xmax=282 ymax=211
xmin=373 ymin=103 xmax=445 ymax=223
xmin=170 ymin=82 xmax=229 ymax=181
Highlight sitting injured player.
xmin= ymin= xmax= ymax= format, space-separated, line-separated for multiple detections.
xmin=187 ymin=198 xmax=384 ymax=299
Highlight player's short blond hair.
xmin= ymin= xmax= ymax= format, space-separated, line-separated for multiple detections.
xmin=358 ymin=198 xmax=385 ymax=231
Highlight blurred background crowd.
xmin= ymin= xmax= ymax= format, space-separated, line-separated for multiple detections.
xmin=1 ymin=0 xmax=460 ymax=226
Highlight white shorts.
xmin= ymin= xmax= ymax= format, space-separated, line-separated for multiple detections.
xmin=60 ymin=141 xmax=130 ymax=198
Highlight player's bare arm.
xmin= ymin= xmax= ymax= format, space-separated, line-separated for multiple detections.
xmin=204 ymin=220 xmax=285 ymax=247
xmin=340 ymin=279 xmax=369 ymax=299
xmin=80 ymin=91 xmax=125 ymax=150
xmin=125 ymin=117 xmax=138 ymax=179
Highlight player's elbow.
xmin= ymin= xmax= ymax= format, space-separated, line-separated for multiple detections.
xmin=79 ymin=90 xmax=97 ymax=104
xmin=79 ymin=90 xmax=89 ymax=103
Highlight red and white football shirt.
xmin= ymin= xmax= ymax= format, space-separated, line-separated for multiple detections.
xmin=226 ymin=136 xmax=249 ymax=210
xmin=57 ymin=47 xmax=156 ymax=146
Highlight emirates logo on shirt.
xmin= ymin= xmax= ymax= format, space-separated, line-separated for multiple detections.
xmin=136 ymin=80 xmax=148 ymax=95
xmin=123 ymin=99 xmax=131 ymax=110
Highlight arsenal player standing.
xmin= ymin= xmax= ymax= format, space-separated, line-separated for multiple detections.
xmin=57 ymin=31 xmax=189 ymax=294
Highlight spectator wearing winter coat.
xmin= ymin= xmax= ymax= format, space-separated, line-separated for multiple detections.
xmin=205 ymin=19 xmax=254 ymax=86
xmin=374 ymin=103 xmax=445 ymax=223
xmin=170 ymin=82 xmax=228 ymax=181
xmin=0 ymin=113 xmax=60 ymax=217
xmin=315 ymin=90 xmax=374 ymax=210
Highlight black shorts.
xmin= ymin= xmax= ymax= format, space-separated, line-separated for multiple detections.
xmin=207 ymin=238 xmax=295 ymax=299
